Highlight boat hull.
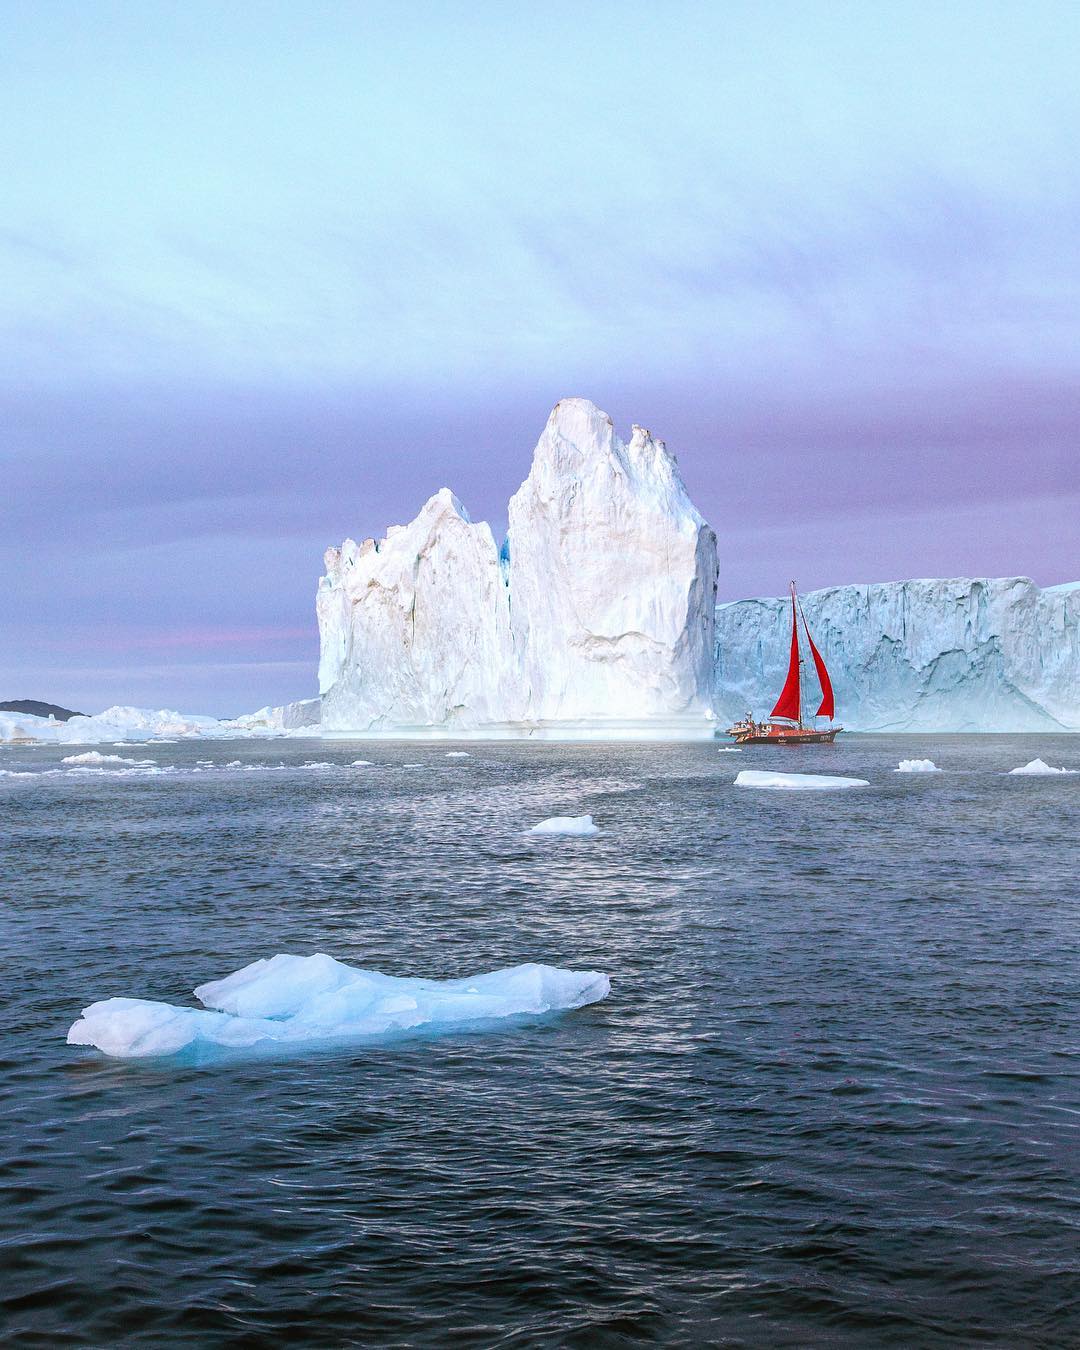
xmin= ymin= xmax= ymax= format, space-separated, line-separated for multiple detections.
xmin=730 ymin=728 xmax=839 ymax=745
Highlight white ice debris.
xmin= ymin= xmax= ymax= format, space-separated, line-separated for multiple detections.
xmin=527 ymin=814 xmax=600 ymax=836
xmin=734 ymin=770 xmax=869 ymax=790
xmin=66 ymin=953 xmax=611 ymax=1058
xmin=445 ymin=751 xmax=470 ymax=758
xmin=896 ymin=759 xmax=940 ymax=773
xmin=1008 ymin=758 xmax=1078 ymax=776
xmin=715 ymin=577 xmax=1080 ymax=732
xmin=351 ymin=759 xmax=374 ymax=766
xmin=717 ymin=747 xmax=742 ymax=753
xmin=317 ymin=398 xmax=718 ymax=738
xmin=0 ymin=700 xmax=320 ymax=745
xmin=61 ymin=751 xmax=154 ymax=767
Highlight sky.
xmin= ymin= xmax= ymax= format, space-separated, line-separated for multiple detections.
xmin=1 ymin=0 xmax=1077 ymax=713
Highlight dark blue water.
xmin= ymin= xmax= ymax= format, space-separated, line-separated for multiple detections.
xmin=1 ymin=736 xmax=1078 ymax=1346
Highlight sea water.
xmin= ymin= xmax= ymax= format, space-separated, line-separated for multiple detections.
xmin=1 ymin=735 xmax=1077 ymax=1345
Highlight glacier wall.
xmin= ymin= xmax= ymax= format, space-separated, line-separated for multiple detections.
xmin=317 ymin=399 xmax=718 ymax=736
xmin=714 ymin=578 xmax=1080 ymax=732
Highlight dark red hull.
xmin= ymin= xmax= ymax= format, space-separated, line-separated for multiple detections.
xmin=730 ymin=727 xmax=839 ymax=745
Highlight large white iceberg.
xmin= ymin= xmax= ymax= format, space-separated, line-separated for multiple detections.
xmin=317 ymin=398 xmax=718 ymax=738
xmin=505 ymin=399 xmax=717 ymax=729
xmin=734 ymin=769 xmax=869 ymax=790
xmin=318 ymin=489 xmax=517 ymax=733
xmin=715 ymin=577 xmax=1080 ymax=732
xmin=67 ymin=953 xmax=611 ymax=1059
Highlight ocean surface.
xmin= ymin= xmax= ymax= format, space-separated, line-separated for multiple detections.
xmin=1 ymin=734 xmax=1077 ymax=1347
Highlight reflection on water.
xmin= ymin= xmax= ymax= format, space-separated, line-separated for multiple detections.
xmin=1 ymin=735 xmax=1078 ymax=1345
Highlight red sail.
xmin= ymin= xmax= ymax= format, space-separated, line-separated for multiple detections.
xmin=770 ymin=590 xmax=801 ymax=722
xmin=801 ymin=609 xmax=835 ymax=720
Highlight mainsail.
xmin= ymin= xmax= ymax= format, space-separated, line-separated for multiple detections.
xmin=770 ymin=588 xmax=802 ymax=722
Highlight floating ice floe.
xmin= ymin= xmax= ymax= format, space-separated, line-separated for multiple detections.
xmin=717 ymin=747 xmax=742 ymax=753
xmin=527 ymin=814 xmax=600 ymax=836
xmin=445 ymin=751 xmax=470 ymax=758
xmin=66 ymin=953 xmax=611 ymax=1059
xmin=734 ymin=770 xmax=869 ymax=791
xmin=351 ymin=759 xmax=374 ymax=766
xmin=62 ymin=751 xmax=155 ymax=767
xmin=1009 ymin=758 xmax=1078 ymax=776
xmin=896 ymin=759 xmax=940 ymax=773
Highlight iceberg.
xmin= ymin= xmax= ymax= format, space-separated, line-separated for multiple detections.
xmin=715 ymin=577 xmax=1080 ymax=732
xmin=66 ymin=953 xmax=611 ymax=1059
xmin=1008 ymin=758 xmax=1078 ymax=776
xmin=734 ymin=770 xmax=869 ymax=790
xmin=317 ymin=489 xmax=517 ymax=734
xmin=896 ymin=759 xmax=940 ymax=773
xmin=317 ymin=399 xmax=718 ymax=738
xmin=505 ymin=399 xmax=718 ymax=729
xmin=527 ymin=814 xmax=600 ymax=836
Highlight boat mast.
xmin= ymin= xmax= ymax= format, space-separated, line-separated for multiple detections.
xmin=792 ymin=581 xmax=804 ymax=729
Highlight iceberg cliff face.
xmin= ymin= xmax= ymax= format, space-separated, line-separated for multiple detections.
xmin=714 ymin=578 xmax=1080 ymax=732
xmin=318 ymin=489 xmax=516 ymax=732
xmin=317 ymin=399 xmax=718 ymax=736
xmin=507 ymin=399 xmax=717 ymax=723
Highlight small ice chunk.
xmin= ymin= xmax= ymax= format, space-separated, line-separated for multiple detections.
xmin=351 ymin=759 xmax=374 ymax=766
xmin=62 ymin=750 xmax=154 ymax=767
xmin=1009 ymin=758 xmax=1078 ymax=776
xmin=445 ymin=751 xmax=470 ymax=758
xmin=527 ymin=814 xmax=600 ymax=836
xmin=734 ymin=770 xmax=869 ymax=790
xmin=717 ymin=747 xmax=742 ymax=753
xmin=896 ymin=759 xmax=940 ymax=773
xmin=67 ymin=953 xmax=611 ymax=1059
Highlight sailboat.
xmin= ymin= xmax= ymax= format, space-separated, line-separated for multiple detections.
xmin=726 ymin=582 xmax=842 ymax=745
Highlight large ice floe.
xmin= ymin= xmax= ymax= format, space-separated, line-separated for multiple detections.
xmin=67 ymin=954 xmax=611 ymax=1059
xmin=1008 ymin=758 xmax=1078 ymax=776
xmin=715 ymin=577 xmax=1080 ymax=732
xmin=734 ymin=770 xmax=869 ymax=790
xmin=317 ymin=398 xmax=719 ymax=739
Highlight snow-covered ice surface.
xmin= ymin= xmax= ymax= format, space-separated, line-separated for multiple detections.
xmin=317 ymin=398 xmax=718 ymax=739
xmin=67 ymin=953 xmax=611 ymax=1059
xmin=445 ymin=751 xmax=470 ymax=758
xmin=715 ymin=577 xmax=1080 ymax=732
xmin=734 ymin=770 xmax=869 ymax=790
xmin=1009 ymin=758 xmax=1078 ymax=776
xmin=896 ymin=759 xmax=941 ymax=773
xmin=527 ymin=814 xmax=600 ymax=836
